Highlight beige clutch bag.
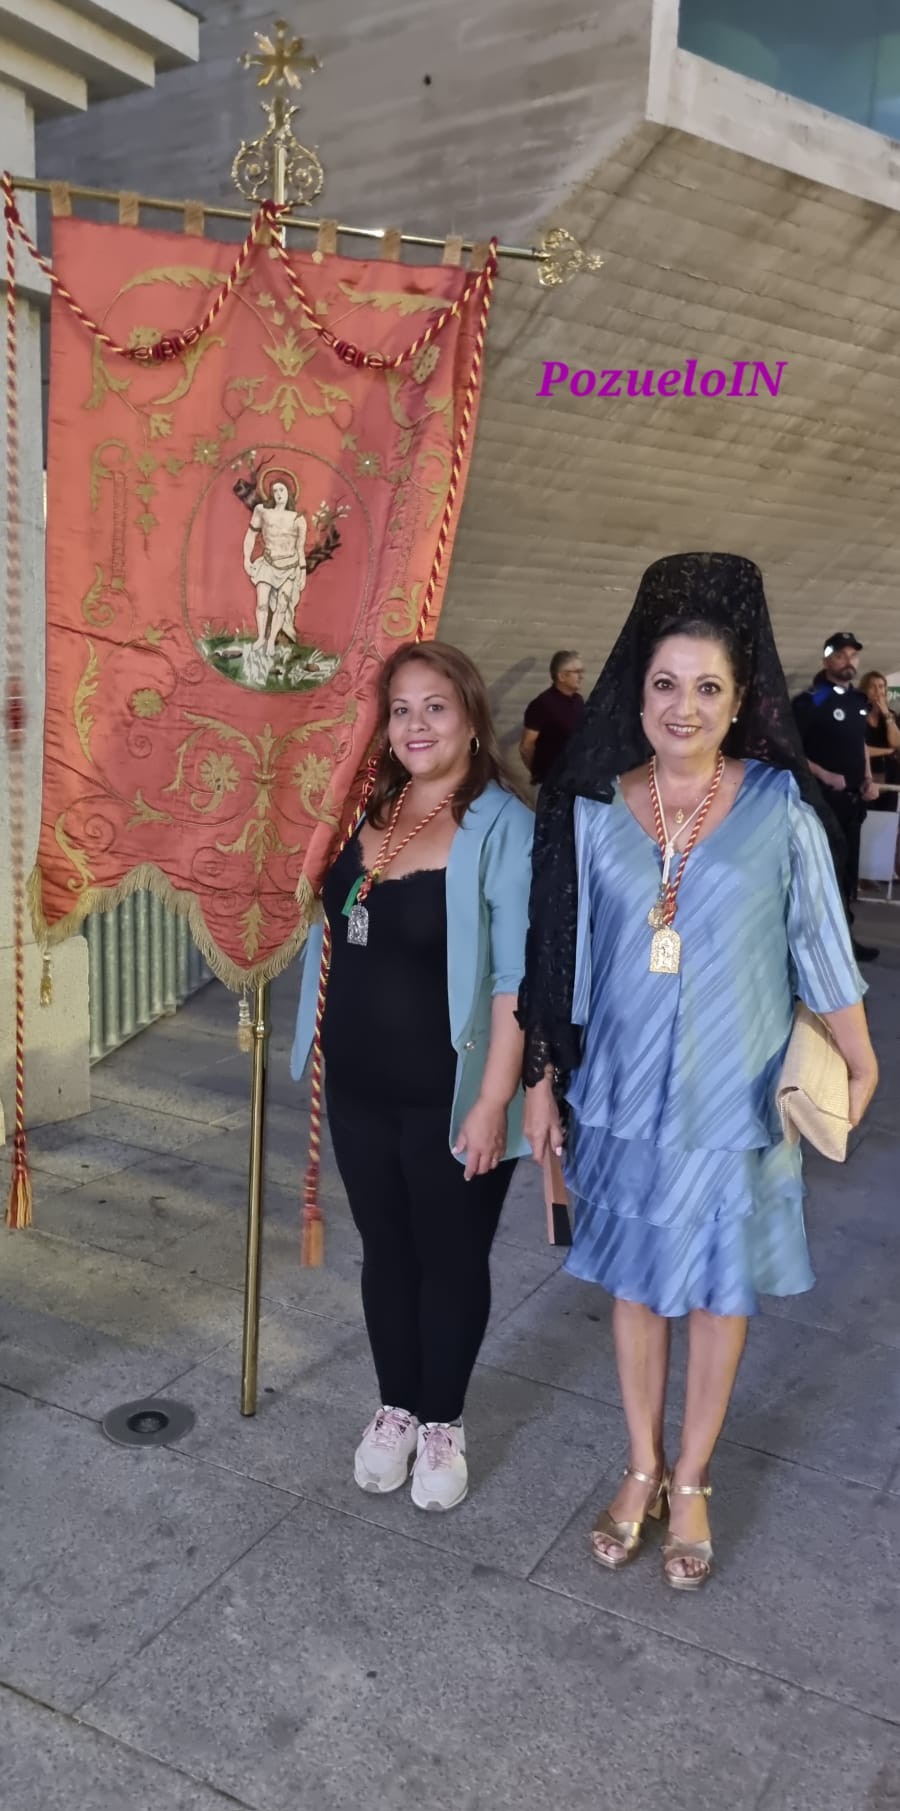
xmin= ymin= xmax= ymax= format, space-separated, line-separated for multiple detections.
xmin=776 ymin=1003 xmax=850 ymax=1162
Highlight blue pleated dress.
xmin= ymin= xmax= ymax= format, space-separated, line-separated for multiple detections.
xmin=564 ymin=761 xmax=864 ymax=1316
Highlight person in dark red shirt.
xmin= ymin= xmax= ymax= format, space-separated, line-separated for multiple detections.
xmin=519 ymin=650 xmax=585 ymax=786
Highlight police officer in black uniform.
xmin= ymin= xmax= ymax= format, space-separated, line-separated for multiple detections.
xmin=792 ymin=632 xmax=880 ymax=962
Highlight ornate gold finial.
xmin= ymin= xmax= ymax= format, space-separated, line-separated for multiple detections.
xmin=537 ymin=227 xmax=605 ymax=289
xmin=233 ymin=20 xmax=324 ymax=207
xmin=241 ymin=21 xmax=320 ymax=90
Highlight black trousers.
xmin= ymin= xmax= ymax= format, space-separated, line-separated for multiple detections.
xmin=326 ymin=1083 xmax=515 ymax=1424
xmin=828 ymin=789 xmax=864 ymax=907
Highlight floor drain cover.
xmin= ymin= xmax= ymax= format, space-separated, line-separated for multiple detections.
xmin=101 ymin=1399 xmax=195 ymax=1448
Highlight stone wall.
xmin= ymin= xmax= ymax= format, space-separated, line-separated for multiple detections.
xmin=36 ymin=1 xmax=900 ymax=753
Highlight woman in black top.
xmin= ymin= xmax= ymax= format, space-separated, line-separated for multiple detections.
xmin=293 ymin=642 xmax=534 ymax=1512
xmin=861 ymin=670 xmax=900 ymax=814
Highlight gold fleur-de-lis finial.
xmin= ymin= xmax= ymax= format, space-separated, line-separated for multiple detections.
xmin=241 ymin=20 xmax=320 ymax=91
xmin=537 ymin=227 xmax=605 ymax=288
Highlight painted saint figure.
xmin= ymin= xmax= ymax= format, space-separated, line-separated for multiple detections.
xmin=243 ymin=473 xmax=308 ymax=655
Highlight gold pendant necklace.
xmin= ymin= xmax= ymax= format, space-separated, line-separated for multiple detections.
xmin=646 ymin=756 xmax=724 ymax=974
xmin=343 ymin=783 xmax=455 ymax=947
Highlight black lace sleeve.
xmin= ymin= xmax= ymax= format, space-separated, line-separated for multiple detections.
xmin=517 ymin=782 xmax=585 ymax=1088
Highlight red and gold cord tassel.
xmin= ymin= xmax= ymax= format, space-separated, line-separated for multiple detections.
xmin=5 ymin=187 xmax=32 ymax=1227
xmin=299 ymin=246 xmax=499 ymax=1267
xmin=300 ymin=918 xmax=330 ymax=1267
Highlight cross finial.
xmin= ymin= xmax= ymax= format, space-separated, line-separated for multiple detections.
xmin=241 ymin=20 xmax=321 ymax=91
xmin=234 ymin=19 xmax=325 ymax=206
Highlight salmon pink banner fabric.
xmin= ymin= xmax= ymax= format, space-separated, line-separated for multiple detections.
xmin=31 ymin=218 xmax=493 ymax=985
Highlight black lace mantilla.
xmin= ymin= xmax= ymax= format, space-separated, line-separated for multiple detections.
xmin=517 ymin=551 xmax=842 ymax=1090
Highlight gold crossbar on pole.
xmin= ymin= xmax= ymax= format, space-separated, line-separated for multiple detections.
xmin=8 ymin=174 xmax=546 ymax=264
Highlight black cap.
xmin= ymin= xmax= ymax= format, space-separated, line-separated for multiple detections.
xmin=823 ymin=632 xmax=862 ymax=655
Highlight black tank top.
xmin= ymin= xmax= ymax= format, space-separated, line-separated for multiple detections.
xmin=320 ymin=832 xmax=457 ymax=1107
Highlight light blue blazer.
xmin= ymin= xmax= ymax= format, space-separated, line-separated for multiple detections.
xmin=290 ymin=780 xmax=534 ymax=1162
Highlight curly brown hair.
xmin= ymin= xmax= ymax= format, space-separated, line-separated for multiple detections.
xmin=366 ymin=641 xmax=510 ymax=828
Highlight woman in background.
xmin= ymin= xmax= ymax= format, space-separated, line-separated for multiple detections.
xmin=861 ymin=670 xmax=900 ymax=813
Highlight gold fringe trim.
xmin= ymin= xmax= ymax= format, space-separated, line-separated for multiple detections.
xmin=28 ymin=862 xmax=317 ymax=994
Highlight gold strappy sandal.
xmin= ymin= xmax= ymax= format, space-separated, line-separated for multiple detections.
xmin=662 ymin=1481 xmax=713 ymax=1591
xmin=591 ymin=1466 xmax=669 ymax=1571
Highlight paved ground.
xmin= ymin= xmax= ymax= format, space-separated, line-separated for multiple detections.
xmin=1 ymin=902 xmax=898 ymax=1811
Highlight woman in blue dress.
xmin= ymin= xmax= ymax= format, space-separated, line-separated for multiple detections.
xmin=520 ymin=553 xmax=879 ymax=1590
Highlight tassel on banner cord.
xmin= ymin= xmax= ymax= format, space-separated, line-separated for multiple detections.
xmin=237 ymin=990 xmax=253 ymax=1054
xmin=40 ymin=950 xmax=53 ymax=1008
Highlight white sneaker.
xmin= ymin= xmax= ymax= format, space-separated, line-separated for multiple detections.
xmin=354 ymin=1407 xmax=419 ymax=1494
xmin=410 ymin=1421 xmax=468 ymax=1512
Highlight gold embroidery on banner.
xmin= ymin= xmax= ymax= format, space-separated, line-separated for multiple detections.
xmin=385 ymin=369 xmax=414 ymax=429
xmin=86 ymin=338 xmax=131 ymax=410
xmin=292 ymin=752 xmax=335 ymax=820
xmin=419 ymin=447 xmax=451 ymax=529
xmin=424 ymin=393 xmax=453 ymax=435
xmin=412 ymin=344 xmax=440 ymax=384
xmin=73 ymin=642 xmax=100 ymax=764
xmin=337 ymin=283 xmax=456 ymax=316
xmin=195 ymin=751 xmax=241 ymax=812
xmin=129 ymin=688 xmax=165 ymax=719
xmin=127 ymin=791 xmax=173 ymax=830
xmin=263 ymin=327 xmax=317 ymax=378
xmin=53 ymin=818 xmax=93 ymax=894
xmin=81 ymin=566 xmax=116 ymax=629
xmin=382 ymin=582 xmax=422 ymax=639
xmin=154 ymin=337 xmax=224 ymax=406
xmin=120 ymin=266 xmax=225 ymax=295
xmin=240 ymin=903 xmax=265 ymax=959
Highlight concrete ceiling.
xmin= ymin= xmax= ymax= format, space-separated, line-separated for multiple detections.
xmin=36 ymin=0 xmax=900 ymax=742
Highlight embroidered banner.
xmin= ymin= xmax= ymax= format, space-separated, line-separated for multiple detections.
xmin=30 ymin=218 xmax=493 ymax=985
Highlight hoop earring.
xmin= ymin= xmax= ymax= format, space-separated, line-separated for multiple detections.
xmin=387 ymin=743 xmax=398 ymax=760
xmin=470 ymin=735 xmax=480 ymax=756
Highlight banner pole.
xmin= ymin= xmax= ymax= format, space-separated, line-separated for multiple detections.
xmin=240 ymin=978 xmax=268 ymax=1415
xmin=239 ymin=84 xmax=289 ymax=1417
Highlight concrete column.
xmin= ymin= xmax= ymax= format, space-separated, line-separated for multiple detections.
xmin=0 ymin=77 xmax=90 ymax=1142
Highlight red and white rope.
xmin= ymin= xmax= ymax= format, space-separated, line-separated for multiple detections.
xmin=1 ymin=176 xmax=283 ymax=364
xmin=301 ymin=241 xmax=498 ymax=1264
xmin=5 ymin=190 xmax=31 ymax=1226
xmin=269 ymin=233 xmax=495 ymax=372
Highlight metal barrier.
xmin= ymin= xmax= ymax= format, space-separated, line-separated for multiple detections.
xmin=83 ymin=891 xmax=212 ymax=1063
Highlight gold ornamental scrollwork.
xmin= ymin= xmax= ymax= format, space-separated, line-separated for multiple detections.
xmin=233 ymin=21 xmax=325 ymax=208
xmin=537 ymin=227 xmax=605 ymax=289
